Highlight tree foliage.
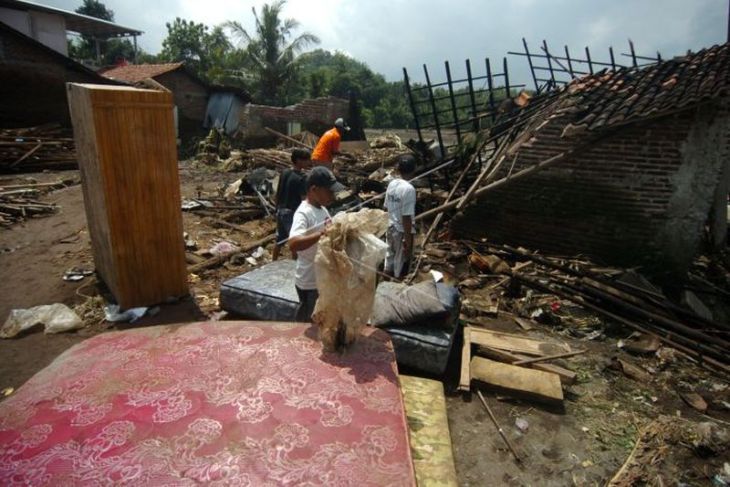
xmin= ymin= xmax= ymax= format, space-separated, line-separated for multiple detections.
xmin=225 ymin=0 xmax=320 ymax=105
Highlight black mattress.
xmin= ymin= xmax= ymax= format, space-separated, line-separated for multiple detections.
xmin=219 ymin=260 xmax=460 ymax=375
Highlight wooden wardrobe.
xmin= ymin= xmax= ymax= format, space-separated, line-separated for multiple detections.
xmin=67 ymin=83 xmax=188 ymax=308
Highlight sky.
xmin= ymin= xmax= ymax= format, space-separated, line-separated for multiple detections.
xmin=42 ymin=0 xmax=729 ymax=85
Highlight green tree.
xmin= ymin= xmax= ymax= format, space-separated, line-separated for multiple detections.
xmin=160 ymin=18 xmax=210 ymax=74
xmin=68 ymin=0 xmax=114 ymax=62
xmin=225 ymin=0 xmax=320 ymax=105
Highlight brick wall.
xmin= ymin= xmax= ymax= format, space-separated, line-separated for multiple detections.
xmin=451 ymin=104 xmax=730 ymax=277
xmin=0 ymin=26 xmax=117 ymax=127
xmin=154 ymin=70 xmax=208 ymax=122
xmin=238 ymin=96 xmax=348 ymax=145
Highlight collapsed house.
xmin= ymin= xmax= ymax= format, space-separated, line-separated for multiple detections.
xmin=100 ymin=63 xmax=218 ymax=140
xmin=441 ymin=45 xmax=730 ymax=277
xmin=232 ymin=96 xmax=350 ymax=146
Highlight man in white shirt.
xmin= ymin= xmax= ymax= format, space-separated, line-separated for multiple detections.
xmin=288 ymin=166 xmax=344 ymax=322
xmin=384 ymin=155 xmax=417 ymax=278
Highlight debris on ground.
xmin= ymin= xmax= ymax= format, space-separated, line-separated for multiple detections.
xmin=0 ymin=124 xmax=77 ymax=172
xmin=1 ymin=303 xmax=84 ymax=338
xmin=0 ymin=178 xmax=78 ymax=226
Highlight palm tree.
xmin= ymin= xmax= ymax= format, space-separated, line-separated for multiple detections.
xmin=226 ymin=0 xmax=320 ymax=105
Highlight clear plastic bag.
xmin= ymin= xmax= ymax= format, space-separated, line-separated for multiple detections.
xmin=1 ymin=304 xmax=83 ymax=338
xmin=313 ymin=209 xmax=388 ymax=351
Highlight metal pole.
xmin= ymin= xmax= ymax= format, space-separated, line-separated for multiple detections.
xmin=503 ymin=57 xmax=511 ymax=100
xmin=609 ymin=46 xmax=616 ymax=70
xmin=543 ymin=40 xmax=555 ymax=89
xmin=465 ymin=59 xmax=484 ymax=169
xmin=585 ymin=46 xmax=594 ymax=74
xmin=423 ymin=64 xmax=446 ymax=159
xmin=486 ymin=58 xmax=496 ymax=122
xmin=403 ymin=67 xmax=423 ymax=145
xmin=564 ymin=45 xmax=575 ymax=78
xmin=629 ymin=39 xmax=638 ymax=67
xmin=444 ymin=61 xmax=462 ymax=147
xmin=522 ymin=37 xmax=540 ymax=92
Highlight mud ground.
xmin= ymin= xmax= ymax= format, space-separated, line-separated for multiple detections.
xmin=1 ymin=165 xmax=728 ymax=486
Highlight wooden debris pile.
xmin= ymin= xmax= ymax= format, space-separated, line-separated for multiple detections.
xmin=427 ymin=239 xmax=730 ymax=378
xmin=0 ymin=124 xmax=77 ymax=172
xmin=0 ymin=179 xmax=76 ymax=226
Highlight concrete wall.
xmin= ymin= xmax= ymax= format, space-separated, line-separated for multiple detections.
xmin=0 ymin=9 xmax=67 ymax=55
xmin=451 ymin=104 xmax=730 ymax=277
xmin=238 ymin=96 xmax=348 ymax=146
xmin=0 ymin=25 xmax=114 ymax=127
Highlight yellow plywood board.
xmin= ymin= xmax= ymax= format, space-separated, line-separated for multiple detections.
xmin=400 ymin=375 xmax=458 ymax=487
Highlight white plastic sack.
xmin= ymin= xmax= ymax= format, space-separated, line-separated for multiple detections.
xmin=1 ymin=304 xmax=83 ymax=338
xmin=313 ymin=208 xmax=388 ymax=351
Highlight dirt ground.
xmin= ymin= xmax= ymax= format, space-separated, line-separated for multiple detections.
xmin=1 ymin=165 xmax=728 ymax=486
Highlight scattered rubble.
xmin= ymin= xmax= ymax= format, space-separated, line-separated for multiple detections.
xmin=0 ymin=124 xmax=77 ymax=172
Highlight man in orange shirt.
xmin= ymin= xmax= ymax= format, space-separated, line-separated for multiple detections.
xmin=311 ymin=118 xmax=350 ymax=167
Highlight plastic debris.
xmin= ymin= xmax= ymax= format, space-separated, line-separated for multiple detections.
xmin=209 ymin=241 xmax=239 ymax=256
xmin=1 ymin=304 xmax=84 ymax=338
xmin=2 ymin=387 xmax=14 ymax=397
xmin=430 ymin=269 xmax=444 ymax=282
xmin=251 ymin=246 xmax=266 ymax=259
xmin=63 ymin=267 xmax=94 ymax=282
xmin=515 ymin=417 xmax=529 ymax=433
xmin=103 ymin=304 xmax=157 ymax=323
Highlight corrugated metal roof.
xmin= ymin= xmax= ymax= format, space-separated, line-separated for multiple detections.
xmin=0 ymin=0 xmax=142 ymax=37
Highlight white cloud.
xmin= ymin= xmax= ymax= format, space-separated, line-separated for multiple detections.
xmin=34 ymin=0 xmax=730 ymax=83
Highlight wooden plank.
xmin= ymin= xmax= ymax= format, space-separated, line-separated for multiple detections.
xmin=67 ymin=83 xmax=188 ymax=308
xmin=468 ymin=327 xmax=571 ymax=356
xmin=470 ymin=356 xmax=563 ymax=406
xmin=476 ymin=346 xmax=577 ymax=385
xmin=458 ymin=327 xmax=471 ymax=392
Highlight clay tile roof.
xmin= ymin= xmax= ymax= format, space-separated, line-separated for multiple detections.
xmin=559 ymin=43 xmax=730 ymax=135
xmin=99 ymin=63 xmax=185 ymax=83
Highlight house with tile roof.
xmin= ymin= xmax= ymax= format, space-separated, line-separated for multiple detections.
xmin=453 ymin=44 xmax=730 ymax=277
xmin=100 ymin=63 xmax=212 ymax=139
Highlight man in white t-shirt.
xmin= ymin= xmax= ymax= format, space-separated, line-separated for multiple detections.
xmin=288 ymin=166 xmax=344 ymax=322
xmin=384 ymin=155 xmax=417 ymax=278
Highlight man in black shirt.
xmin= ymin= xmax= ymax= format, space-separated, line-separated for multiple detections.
xmin=273 ymin=148 xmax=311 ymax=260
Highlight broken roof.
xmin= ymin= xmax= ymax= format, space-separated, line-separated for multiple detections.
xmin=99 ymin=63 xmax=186 ymax=83
xmin=0 ymin=0 xmax=142 ymax=37
xmin=556 ymin=43 xmax=730 ymax=136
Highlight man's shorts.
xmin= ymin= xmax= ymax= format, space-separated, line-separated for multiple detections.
xmin=384 ymin=226 xmax=411 ymax=278
xmin=276 ymin=209 xmax=294 ymax=245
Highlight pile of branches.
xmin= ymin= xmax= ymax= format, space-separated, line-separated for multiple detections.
xmin=473 ymin=242 xmax=730 ymax=377
xmin=0 ymin=124 xmax=76 ymax=172
xmin=0 ymin=179 xmax=76 ymax=226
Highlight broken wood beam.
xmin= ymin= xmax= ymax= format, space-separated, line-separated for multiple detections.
xmin=188 ymin=233 xmax=276 ymax=274
xmin=468 ymin=326 xmax=571 ymax=356
xmin=476 ymin=346 xmax=577 ymax=385
xmin=459 ymin=327 xmax=472 ymax=392
xmin=476 ymin=390 xmax=522 ymax=463
xmin=513 ymin=349 xmax=587 ymax=366
xmin=264 ymin=127 xmax=313 ymax=150
xmin=416 ymin=149 xmax=574 ymax=221
xmin=471 ymin=356 xmax=564 ymax=406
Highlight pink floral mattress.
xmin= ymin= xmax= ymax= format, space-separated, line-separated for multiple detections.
xmin=0 ymin=321 xmax=415 ymax=485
